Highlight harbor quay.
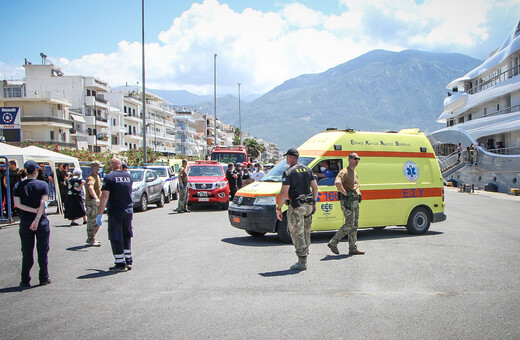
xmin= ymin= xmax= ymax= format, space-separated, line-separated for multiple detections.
xmin=0 ymin=188 xmax=519 ymax=339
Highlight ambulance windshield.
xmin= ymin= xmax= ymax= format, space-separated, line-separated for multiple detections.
xmin=261 ymin=157 xmax=314 ymax=182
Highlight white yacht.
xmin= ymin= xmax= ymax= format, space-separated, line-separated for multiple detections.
xmin=429 ymin=20 xmax=520 ymax=193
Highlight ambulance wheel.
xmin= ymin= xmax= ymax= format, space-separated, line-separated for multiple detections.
xmin=246 ymin=231 xmax=266 ymax=237
xmin=165 ymin=189 xmax=171 ymax=203
xmin=276 ymin=212 xmax=292 ymax=243
xmin=157 ymin=192 xmax=165 ymax=208
xmin=406 ymin=207 xmax=431 ymax=235
xmin=138 ymin=194 xmax=148 ymax=212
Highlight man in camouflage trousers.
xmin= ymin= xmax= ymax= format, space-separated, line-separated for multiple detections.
xmin=276 ymin=148 xmax=318 ymax=271
xmin=85 ymin=161 xmax=103 ymax=246
xmin=175 ymin=159 xmax=190 ymax=213
xmin=327 ymin=153 xmax=365 ymax=255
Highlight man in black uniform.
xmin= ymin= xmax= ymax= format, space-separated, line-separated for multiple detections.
xmin=96 ymin=158 xmax=134 ymax=272
xmin=276 ymin=148 xmax=319 ymax=271
xmin=226 ymin=163 xmax=238 ymax=200
xmin=13 ymin=161 xmax=51 ymax=287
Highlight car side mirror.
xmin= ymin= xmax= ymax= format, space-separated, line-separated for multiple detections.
xmin=147 ymin=177 xmax=154 ymax=182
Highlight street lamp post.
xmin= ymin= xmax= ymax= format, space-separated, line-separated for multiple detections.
xmin=141 ymin=0 xmax=147 ymax=164
xmin=238 ymin=82 xmax=242 ymax=145
xmin=214 ymin=53 xmax=217 ymax=147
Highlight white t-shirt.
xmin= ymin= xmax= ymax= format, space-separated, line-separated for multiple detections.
xmin=251 ymin=170 xmax=265 ymax=181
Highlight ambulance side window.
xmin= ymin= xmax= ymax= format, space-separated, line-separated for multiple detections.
xmin=314 ymin=159 xmax=343 ymax=186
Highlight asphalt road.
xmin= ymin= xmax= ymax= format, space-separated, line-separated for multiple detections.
xmin=1 ymin=188 xmax=519 ymax=339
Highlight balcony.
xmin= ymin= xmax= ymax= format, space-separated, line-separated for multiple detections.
xmin=84 ymin=115 xmax=109 ymax=128
xmin=85 ymin=96 xmax=109 ymax=110
xmin=84 ymin=77 xmax=109 ymax=92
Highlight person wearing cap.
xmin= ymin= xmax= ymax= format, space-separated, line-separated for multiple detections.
xmin=121 ymin=162 xmax=129 ymax=172
xmin=327 ymin=152 xmax=365 ymax=256
xmin=97 ymin=158 xmax=134 ymax=271
xmin=276 ymin=148 xmax=319 ymax=271
xmin=64 ymin=167 xmax=87 ymax=226
xmin=175 ymin=159 xmax=190 ymax=213
xmin=85 ymin=161 xmax=103 ymax=246
xmin=13 ymin=161 xmax=51 ymax=287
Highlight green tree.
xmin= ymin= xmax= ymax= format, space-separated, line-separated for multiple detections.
xmin=243 ymin=138 xmax=265 ymax=160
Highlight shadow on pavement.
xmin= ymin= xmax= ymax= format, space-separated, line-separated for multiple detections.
xmin=0 ymin=285 xmax=38 ymax=293
xmin=66 ymin=245 xmax=91 ymax=251
xmin=320 ymin=254 xmax=352 ymax=261
xmin=258 ymin=269 xmax=302 ymax=277
xmin=76 ymin=269 xmax=119 ymax=280
xmin=54 ymin=224 xmax=74 ymax=228
xmin=222 ymin=228 xmax=443 ymax=247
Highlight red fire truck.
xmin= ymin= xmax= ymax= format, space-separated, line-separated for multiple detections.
xmin=210 ymin=146 xmax=249 ymax=165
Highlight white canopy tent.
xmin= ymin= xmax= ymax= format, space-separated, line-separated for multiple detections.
xmin=0 ymin=143 xmax=81 ymax=214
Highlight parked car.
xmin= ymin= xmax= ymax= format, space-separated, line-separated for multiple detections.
xmin=144 ymin=165 xmax=179 ymax=202
xmin=130 ymin=169 xmax=165 ymax=211
xmin=187 ymin=161 xmax=229 ymax=210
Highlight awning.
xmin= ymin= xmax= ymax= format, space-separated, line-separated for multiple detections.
xmin=70 ymin=114 xmax=87 ymax=123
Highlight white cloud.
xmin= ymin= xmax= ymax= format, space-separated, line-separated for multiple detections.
xmin=19 ymin=0 xmax=520 ymax=96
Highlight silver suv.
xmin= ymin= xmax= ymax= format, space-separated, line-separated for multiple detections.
xmin=144 ymin=165 xmax=179 ymax=202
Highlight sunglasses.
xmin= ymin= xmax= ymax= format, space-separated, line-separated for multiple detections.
xmin=350 ymin=157 xmax=360 ymax=161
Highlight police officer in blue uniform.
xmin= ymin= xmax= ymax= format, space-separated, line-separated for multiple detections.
xmin=96 ymin=158 xmax=134 ymax=271
xmin=13 ymin=161 xmax=51 ymax=287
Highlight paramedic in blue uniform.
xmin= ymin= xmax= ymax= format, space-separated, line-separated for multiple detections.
xmin=13 ymin=161 xmax=51 ymax=287
xmin=96 ymin=158 xmax=134 ymax=272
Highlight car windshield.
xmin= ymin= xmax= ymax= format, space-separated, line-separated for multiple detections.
xmin=149 ymin=168 xmax=166 ymax=177
xmin=188 ymin=166 xmax=224 ymax=177
xmin=211 ymin=152 xmax=247 ymax=164
xmin=129 ymin=170 xmax=144 ymax=182
xmin=261 ymin=157 xmax=314 ymax=182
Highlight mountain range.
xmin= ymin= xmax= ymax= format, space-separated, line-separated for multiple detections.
xmin=160 ymin=49 xmax=482 ymax=150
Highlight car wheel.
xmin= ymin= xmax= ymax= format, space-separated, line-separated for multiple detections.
xmin=276 ymin=212 xmax=292 ymax=243
xmin=138 ymin=194 xmax=148 ymax=212
xmin=246 ymin=231 xmax=266 ymax=237
xmin=157 ymin=191 xmax=165 ymax=207
xmin=165 ymin=189 xmax=171 ymax=203
xmin=172 ymin=186 xmax=179 ymax=200
xmin=406 ymin=207 xmax=431 ymax=235
xmin=221 ymin=200 xmax=229 ymax=210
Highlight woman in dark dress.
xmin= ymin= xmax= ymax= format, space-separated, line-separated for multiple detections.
xmin=64 ymin=168 xmax=87 ymax=226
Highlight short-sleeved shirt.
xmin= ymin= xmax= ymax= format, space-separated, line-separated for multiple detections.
xmin=101 ymin=170 xmax=133 ymax=214
xmin=13 ymin=178 xmax=49 ymax=222
xmin=8 ymin=168 xmax=21 ymax=188
xmin=322 ymin=169 xmax=335 ymax=178
xmin=67 ymin=176 xmax=84 ymax=196
xmin=226 ymin=169 xmax=237 ymax=187
xmin=336 ymin=167 xmax=360 ymax=195
xmin=178 ymin=166 xmax=188 ymax=186
xmin=57 ymin=169 xmax=69 ymax=187
xmin=85 ymin=172 xmax=102 ymax=200
xmin=281 ymin=163 xmax=314 ymax=200
xmin=251 ymin=171 xmax=265 ymax=181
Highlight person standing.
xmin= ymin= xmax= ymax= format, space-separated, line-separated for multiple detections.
xmin=175 ymin=159 xmax=190 ymax=213
xmin=226 ymin=163 xmax=238 ymax=200
xmin=96 ymin=158 xmax=134 ymax=271
xmin=235 ymin=163 xmax=243 ymax=189
xmin=64 ymin=168 xmax=87 ymax=226
xmin=56 ymin=163 xmax=70 ymax=213
xmin=276 ymin=148 xmax=318 ymax=271
xmin=327 ymin=153 xmax=365 ymax=256
xmin=13 ymin=161 xmax=51 ymax=287
xmin=251 ymin=163 xmax=265 ymax=182
xmin=85 ymin=161 xmax=103 ymax=246
xmin=4 ymin=161 xmax=21 ymax=216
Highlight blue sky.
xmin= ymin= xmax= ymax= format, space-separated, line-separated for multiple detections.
xmin=1 ymin=0 xmax=519 ymax=95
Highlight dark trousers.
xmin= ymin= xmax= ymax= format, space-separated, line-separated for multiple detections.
xmin=19 ymin=219 xmax=50 ymax=284
xmin=108 ymin=212 xmax=133 ymax=263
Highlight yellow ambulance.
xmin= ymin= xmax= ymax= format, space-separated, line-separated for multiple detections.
xmin=228 ymin=128 xmax=446 ymax=242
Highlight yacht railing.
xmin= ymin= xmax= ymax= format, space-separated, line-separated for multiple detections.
xmin=467 ymin=64 xmax=520 ymax=95
xmin=487 ymin=146 xmax=520 ymax=155
xmin=483 ymin=104 xmax=520 ymax=118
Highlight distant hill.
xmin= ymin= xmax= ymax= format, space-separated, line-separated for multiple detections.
xmin=188 ymin=49 xmax=482 ymax=150
xmin=148 ymin=89 xmax=261 ymax=106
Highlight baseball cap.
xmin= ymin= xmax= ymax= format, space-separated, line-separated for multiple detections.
xmin=90 ymin=160 xmax=103 ymax=168
xmin=121 ymin=162 xmax=129 ymax=169
xmin=283 ymin=148 xmax=299 ymax=157
xmin=24 ymin=160 xmax=41 ymax=174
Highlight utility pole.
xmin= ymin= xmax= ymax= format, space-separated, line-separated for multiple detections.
xmin=214 ymin=53 xmax=217 ymax=147
xmin=141 ymin=0 xmax=147 ymax=164
xmin=238 ymin=82 xmax=242 ymax=145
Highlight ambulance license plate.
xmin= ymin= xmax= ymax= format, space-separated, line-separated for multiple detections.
xmin=198 ymin=198 xmax=209 ymax=202
xmin=233 ymin=217 xmax=240 ymax=223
